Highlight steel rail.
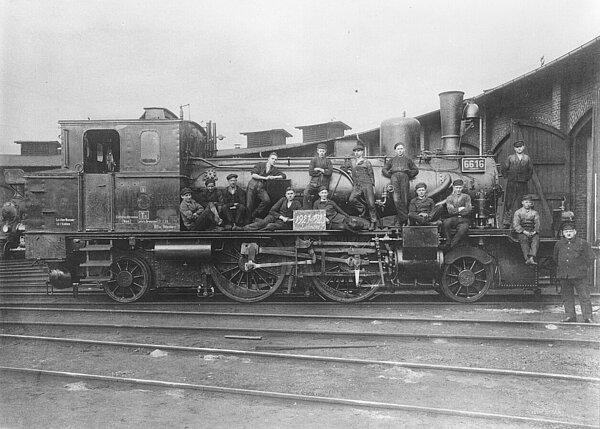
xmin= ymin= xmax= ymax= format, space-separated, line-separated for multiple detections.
xmin=1 ymin=306 xmax=597 ymax=327
xmin=0 ymin=366 xmax=596 ymax=428
xmin=2 ymin=320 xmax=599 ymax=347
xmin=2 ymin=333 xmax=598 ymax=383
xmin=0 ymin=297 xmax=586 ymax=306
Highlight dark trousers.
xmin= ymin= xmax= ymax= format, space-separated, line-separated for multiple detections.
xmin=222 ymin=204 xmax=248 ymax=226
xmin=263 ymin=219 xmax=293 ymax=231
xmin=303 ymin=183 xmax=320 ymax=210
xmin=408 ymin=205 xmax=444 ymax=226
xmin=560 ymin=278 xmax=592 ymax=320
xmin=185 ymin=209 xmax=216 ymax=231
xmin=503 ymin=180 xmax=529 ymax=225
xmin=517 ymin=232 xmax=540 ymax=260
xmin=246 ymin=181 xmax=271 ymax=220
xmin=390 ymin=172 xmax=410 ymax=224
xmin=442 ymin=216 xmax=470 ymax=248
xmin=348 ymin=184 xmax=378 ymax=222
xmin=243 ymin=215 xmax=276 ymax=231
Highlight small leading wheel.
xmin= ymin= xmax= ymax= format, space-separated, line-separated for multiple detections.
xmin=441 ymin=254 xmax=494 ymax=303
xmin=104 ymin=255 xmax=151 ymax=303
xmin=209 ymin=239 xmax=288 ymax=303
xmin=310 ymin=239 xmax=381 ymax=303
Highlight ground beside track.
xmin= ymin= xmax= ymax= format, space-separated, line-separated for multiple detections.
xmin=0 ymin=303 xmax=599 ymax=427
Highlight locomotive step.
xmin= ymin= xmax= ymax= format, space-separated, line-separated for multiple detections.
xmin=80 ymin=261 xmax=112 ymax=267
xmin=77 ymin=245 xmax=113 ymax=252
xmin=78 ymin=277 xmax=112 ymax=283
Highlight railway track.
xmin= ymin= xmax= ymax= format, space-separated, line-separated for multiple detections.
xmin=1 ymin=329 xmax=598 ymax=427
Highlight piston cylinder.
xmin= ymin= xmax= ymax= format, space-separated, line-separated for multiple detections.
xmin=154 ymin=243 xmax=212 ymax=260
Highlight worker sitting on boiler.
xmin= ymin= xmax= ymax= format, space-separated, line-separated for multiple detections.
xmin=512 ymin=194 xmax=540 ymax=265
xmin=408 ymin=182 xmax=443 ymax=226
xmin=179 ymin=188 xmax=218 ymax=231
xmin=440 ymin=179 xmax=472 ymax=250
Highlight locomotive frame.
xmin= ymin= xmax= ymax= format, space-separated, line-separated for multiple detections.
xmin=18 ymin=104 xmax=561 ymax=304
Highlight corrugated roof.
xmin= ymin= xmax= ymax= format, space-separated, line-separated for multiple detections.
xmin=295 ymin=121 xmax=351 ymax=130
xmin=240 ymin=129 xmax=293 ymax=137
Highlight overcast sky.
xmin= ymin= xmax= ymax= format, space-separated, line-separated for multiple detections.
xmin=1 ymin=0 xmax=599 ymax=154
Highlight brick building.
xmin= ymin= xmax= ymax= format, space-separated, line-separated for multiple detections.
xmin=418 ymin=36 xmax=600 ymax=242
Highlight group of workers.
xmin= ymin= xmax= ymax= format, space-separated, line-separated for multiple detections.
xmin=179 ymin=142 xmax=476 ymax=250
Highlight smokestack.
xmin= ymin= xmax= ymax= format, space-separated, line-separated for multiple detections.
xmin=439 ymin=91 xmax=464 ymax=154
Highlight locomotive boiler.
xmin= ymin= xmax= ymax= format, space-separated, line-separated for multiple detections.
xmin=18 ymin=93 xmax=557 ymax=304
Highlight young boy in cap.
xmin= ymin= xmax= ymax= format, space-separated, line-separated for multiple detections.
xmin=241 ymin=187 xmax=301 ymax=231
xmin=303 ymin=143 xmax=333 ymax=209
xmin=501 ymin=139 xmax=533 ymax=228
xmin=342 ymin=145 xmax=378 ymax=231
xmin=246 ymin=152 xmax=286 ymax=220
xmin=408 ymin=182 xmax=442 ymax=226
xmin=313 ymin=186 xmax=353 ymax=230
xmin=441 ymin=179 xmax=472 ymax=250
xmin=221 ymin=173 xmax=248 ymax=228
xmin=179 ymin=188 xmax=217 ymax=231
xmin=512 ymin=194 xmax=540 ymax=265
xmin=382 ymin=142 xmax=419 ymax=226
xmin=553 ymin=223 xmax=596 ymax=323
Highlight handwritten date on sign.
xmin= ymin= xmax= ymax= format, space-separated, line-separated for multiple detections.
xmin=293 ymin=210 xmax=327 ymax=231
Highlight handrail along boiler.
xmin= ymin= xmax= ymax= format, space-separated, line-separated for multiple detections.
xmin=21 ymin=97 xmax=559 ymax=303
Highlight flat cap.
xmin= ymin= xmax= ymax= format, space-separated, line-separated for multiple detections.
xmin=415 ymin=182 xmax=427 ymax=190
xmin=226 ymin=173 xmax=238 ymax=180
xmin=513 ymin=140 xmax=524 ymax=147
xmin=452 ymin=179 xmax=464 ymax=186
xmin=204 ymin=178 xmax=216 ymax=186
xmin=316 ymin=143 xmax=327 ymax=150
xmin=318 ymin=186 xmax=328 ymax=192
xmin=522 ymin=194 xmax=536 ymax=201
xmin=180 ymin=187 xmax=192 ymax=197
xmin=352 ymin=145 xmax=365 ymax=152
xmin=562 ymin=222 xmax=576 ymax=232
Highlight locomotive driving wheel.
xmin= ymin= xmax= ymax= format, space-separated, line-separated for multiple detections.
xmin=310 ymin=238 xmax=381 ymax=303
xmin=209 ymin=239 xmax=288 ymax=303
xmin=441 ymin=253 xmax=494 ymax=303
xmin=103 ymin=255 xmax=151 ymax=303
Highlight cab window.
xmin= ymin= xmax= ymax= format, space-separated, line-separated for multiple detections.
xmin=141 ymin=131 xmax=160 ymax=164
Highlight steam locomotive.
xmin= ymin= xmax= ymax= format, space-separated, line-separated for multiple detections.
xmin=13 ymin=92 xmax=561 ymax=303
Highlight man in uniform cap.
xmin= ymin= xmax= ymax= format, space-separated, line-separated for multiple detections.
xmin=303 ymin=143 xmax=333 ymax=209
xmin=221 ymin=173 xmax=248 ymax=228
xmin=382 ymin=142 xmax=419 ymax=226
xmin=342 ymin=144 xmax=378 ymax=230
xmin=440 ymin=179 xmax=472 ymax=250
xmin=553 ymin=223 xmax=596 ymax=323
xmin=501 ymin=139 xmax=533 ymax=228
